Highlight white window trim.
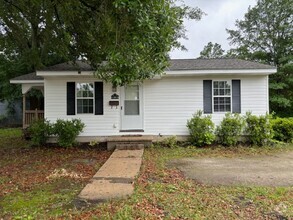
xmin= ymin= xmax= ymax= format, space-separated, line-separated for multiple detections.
xmin=76 ymin=82 xmax=95 ymax=115
xmin=212 ymin=80 xmax=232 ymax=113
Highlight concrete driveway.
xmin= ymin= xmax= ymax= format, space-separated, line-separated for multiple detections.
xmin=168 ymin=151 xmax=293 ymax=186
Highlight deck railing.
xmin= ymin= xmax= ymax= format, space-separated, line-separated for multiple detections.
xmin=24 ymin=109 xmax=44 ymax=128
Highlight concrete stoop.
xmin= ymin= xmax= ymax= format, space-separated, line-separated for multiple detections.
xmin=107 ymin=136 xmax=153 ymax=150
xmin=116 ymin=143 xmax=144 ymax=150
xmin=76 ymin=148 xmax=144 ymax=207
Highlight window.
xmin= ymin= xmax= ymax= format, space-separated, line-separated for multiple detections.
xmin=213 ymin=81 xmax=231 ymax=112
xmin=203 ymin=80 xmax=241 ymax=114
xmin=124 ymin=85 xmax=140 ymax=115
xmin=76 ymin=83 xmax=94 ymax=114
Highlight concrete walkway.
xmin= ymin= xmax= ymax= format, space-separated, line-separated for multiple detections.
xmin=77 ymin=149 xmax=144 ymax=204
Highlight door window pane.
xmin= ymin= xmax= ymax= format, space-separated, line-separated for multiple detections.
xmin=124 ymin=84 xmax=140 ymax=115
xmin=125 ymin=85 xmax=139 ymax=100
xmin=125 ymin=100 xmax=139 ymax=115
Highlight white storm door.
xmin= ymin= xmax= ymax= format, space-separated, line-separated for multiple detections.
xmin=121 ymin=84 xmax=143 ymax=130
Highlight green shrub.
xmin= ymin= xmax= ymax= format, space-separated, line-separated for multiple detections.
xmin=28 ymin=119 xmax=52 ymax=146
xmin=187 ymin=110 xmax=215 ymax=147
xmin=245 ymin=112 xmax=273 ymax=146
xmin=162 ymin=136 xmax=178 ymax=148
xmin=53 ymin=119 xmax=85 ymax=147
xmin=271 ymin=117 xmax=293 ymax=143
xmin=216 ymin=113 xmax=244 ymax=146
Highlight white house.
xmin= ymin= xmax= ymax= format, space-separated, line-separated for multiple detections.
xmin=10 ymin=58 xmax=276 ymax=142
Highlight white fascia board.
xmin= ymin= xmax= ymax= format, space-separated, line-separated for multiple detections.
xmin=37 ymin=70 xmax=94 ymax=76
xmin=36 ymin=68 xmax=277 ymax=77
xmin=165 ymin=69 xmax=277 ymax=76
xmin=10 ymin=80 xmax=44 ymax=84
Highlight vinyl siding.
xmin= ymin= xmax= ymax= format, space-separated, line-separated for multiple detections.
xmin=143 ymin=77 xmax=202 ymax=135
xmin=204 ymin=76 xmax=268 ymax=127
xmin=44 ymin=75 xmax=269 ymax=136
xmin=45 ymin=77 xmax=120 ymax=136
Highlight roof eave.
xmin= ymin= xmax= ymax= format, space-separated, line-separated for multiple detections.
xmin=10 ymin=80 xmax=44 ymax=84
xmin=19 ymin=68 xmax=277 ymax=80
xmin=37 ymin=70 xmax=94 ymax=76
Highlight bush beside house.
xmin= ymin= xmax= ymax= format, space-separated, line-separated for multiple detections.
xmin=28 ymin=113 xmax=292 ymax=148
xmin=245 ymin=112 xmax=273 ymax=146
xmin=216 ymin=113 xmax=244 ymax=146
xmin=271 ymin=117 xmax=293 ymax=143
xmin=29 ymin=119 xmax=85 ymax=147
xmin=187 ymin=110 xmax=215 ymax=147
xmin=53 ymin=119 xmax=85 ymax=147
xmin=187 ymin=111 xmax=291 ymax=147
xmin=29 ymin=119 xmax=52 ymax=146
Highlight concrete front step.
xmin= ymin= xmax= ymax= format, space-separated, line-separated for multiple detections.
xmin=107 ymin=136 xmax=153 ymax=150
xmin=116 ymin=143 xmax=144 ymax=150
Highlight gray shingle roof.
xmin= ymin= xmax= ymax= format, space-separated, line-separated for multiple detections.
xmin=40 ymin=58 xmax=275 ymax=72
xmin=168 ymin=58 xmax=275 ymax=70
xmin=40 ymin=60 xmax=93 ymax=71
xmin=10 ymin=72 xmax=43 ymax=81
xmin=11 ymin=58 xmax=275 ymax=81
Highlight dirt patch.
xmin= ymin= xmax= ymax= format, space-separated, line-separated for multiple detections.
xmin=168 ymin=151 xmax=293 ymax=186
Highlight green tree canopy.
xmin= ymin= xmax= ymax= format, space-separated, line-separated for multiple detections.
xmin=0 ymin=0 xmax=204 ymax=102
xmin=227 ymin=0 xmax=293 ymax=116
xmin=199 ymin=42 xmax=225 ymax=59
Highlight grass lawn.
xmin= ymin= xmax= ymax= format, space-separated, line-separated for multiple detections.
xmin=0 ymin=128 xmax=292 ymax=219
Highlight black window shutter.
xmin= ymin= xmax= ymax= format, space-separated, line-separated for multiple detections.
xmin=232 ymin=80 xmax=241 ymax=113
xmin=67 ymin=82 xmax=76 ymax=115
xmin=95 ymin=82 xmax=103 ymax=115
xmin=203 ymin=80 xmax=213 ymax=113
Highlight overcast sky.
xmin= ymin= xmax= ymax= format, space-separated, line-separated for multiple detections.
xmin=170 ymin=0 xmax=257 ymax=59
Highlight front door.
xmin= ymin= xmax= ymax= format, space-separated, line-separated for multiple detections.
xmin=121 ymin=83 xmax=143 ymax=131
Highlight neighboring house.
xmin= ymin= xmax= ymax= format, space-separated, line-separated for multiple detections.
xmin=0 ymin=100 xmax=22 ymax=127
xmin=10 ymin=58 xmax=276 ymax=140
xmin=0 ymin=101 xmax=7 ymax=117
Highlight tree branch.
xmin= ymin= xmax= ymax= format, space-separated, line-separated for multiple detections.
xmin=79 ymin=0 xmax=97 ymax=11
xmin=2 ymin=0 xmax=26 ymax=17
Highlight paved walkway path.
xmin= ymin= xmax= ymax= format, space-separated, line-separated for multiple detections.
xmin=77 ymin=149 xmax=144 ymax=204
